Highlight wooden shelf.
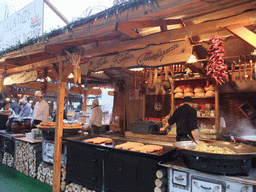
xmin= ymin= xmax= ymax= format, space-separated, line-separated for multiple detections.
xmin=197 ymin=116 xmax=215 ymax=119
xmin=174 ymin=76 xmax=207 ymax=81
xmin=174 ymin=96 xmax=215 ymax=99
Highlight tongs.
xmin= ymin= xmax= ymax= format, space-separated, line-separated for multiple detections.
xmin=187 ymin=135 xmax=207 ymax=147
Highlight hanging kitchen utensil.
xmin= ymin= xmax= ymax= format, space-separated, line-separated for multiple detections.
xmin=147 ymin=68 xmax=153 ymax=89
xmin=250 ymin=55 xmax=253 ymax=82
xmin=225 ymin=59 xmax=229 ymax=82
xmin=239 ymin=55 xmax=242 ymax=82
xmin=161 ymin=67 xmax=171 ymax=91
xmin=244 ymin=55 xmax=248 ymax=82
xmin=152 ymin=68 xmax=158 ymax=88
xmin=232 ymin=61 xmax=235 ymax=82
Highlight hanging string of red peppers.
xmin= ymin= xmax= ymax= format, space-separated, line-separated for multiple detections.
xmin=207 ymin=36 xmax=227 ymax=85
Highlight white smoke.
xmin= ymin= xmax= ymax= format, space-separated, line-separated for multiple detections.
xmin=234 ymin=118 xmax=256 ymax=136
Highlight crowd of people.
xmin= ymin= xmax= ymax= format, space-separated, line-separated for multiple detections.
xmin=0 ymin=91 xmax=50 ymax=129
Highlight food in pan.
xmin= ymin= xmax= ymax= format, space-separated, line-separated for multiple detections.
xmin=38 ymin=122 xmax=55 ymax=128
xmin=84 ymin=137 xmax=113 ymax=144
xmin=195 ymin=145 xmax=236 ymax=154
xmin=130 ymin=145 xmax=163 ymax=153
xmin=115 ymin=142 xmax=144 ymax=150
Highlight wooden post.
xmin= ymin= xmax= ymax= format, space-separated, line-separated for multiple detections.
xmin=0 ymin=69 xmax=4 ymax=93
xmin=52 ymin=58 xmax=65 ymax=192
xmin=215 ymin=85 xmax=220 ymax=130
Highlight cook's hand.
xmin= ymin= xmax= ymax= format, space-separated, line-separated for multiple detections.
xmin=160 ymin=127 xmax=167 ymax=133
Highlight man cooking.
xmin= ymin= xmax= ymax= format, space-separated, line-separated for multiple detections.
xmin=32 ymin=91 xmax=49 ymax=128
xmin=160 ymin=96 xmax=199 ymax=142
xmin=89 ymin=99 xmax=102 ymax=134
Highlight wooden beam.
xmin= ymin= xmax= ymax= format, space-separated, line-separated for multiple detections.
xmin=83 ymin=10 xmax=256 ymax=57
xmin=6 ymin=57 xmax=58 ymax=75
xmin=45 ymin=35 xmax=121 ymax=55
xmin=44 ymin=0 xmax=69 ymax=24
xmin=226 ymin=24 xmax=256 ymax=48
xmin=53 ymin=57 xmax=65 ymax=192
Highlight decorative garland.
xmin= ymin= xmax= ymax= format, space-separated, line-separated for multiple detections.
xmin=0 ymin=0 xmax=159 ymax=58
xmin=41 ymin=68 xmax=48 ymax=95
xmin=207 ymin=36 xmax=227 ymax=85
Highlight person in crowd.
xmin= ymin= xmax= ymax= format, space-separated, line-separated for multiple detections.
xmin=18 ymin=97 xmax=32 ymax=118
xmin=0 ymin=100 xmax=15 ymax=116
xmin=160 ymin=96 xmax=199 ymax=142
xmin=32 ymin=91 xmax=49 ymax=127
xmin=10 ymin=98 xmax=21 ymax=115
xmin=89 ymin=99 xmax=102 ymax=134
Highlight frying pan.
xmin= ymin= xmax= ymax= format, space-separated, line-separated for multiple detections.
xmin=235 ymin=135 xmax=256 ymax=143
xmin=174 ymin=140 xmax=256 ymax=159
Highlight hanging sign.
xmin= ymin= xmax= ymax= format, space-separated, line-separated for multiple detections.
xmin=84 ymin=40 xmax=192 ymax=72
xmin=0 ymin=0 xmax=44 ymax=50
xmin=4 ymin=70 xmax=38 ymax=86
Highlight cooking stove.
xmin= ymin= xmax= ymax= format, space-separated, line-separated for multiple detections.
xmin=160 ymin=156 xmax=256 ymax=192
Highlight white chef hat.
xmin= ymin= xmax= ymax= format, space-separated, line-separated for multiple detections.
xmin=92 ymin=99 xmax=99 ymax=105
xmin=35 ymin=91 xmax=43 ymax=97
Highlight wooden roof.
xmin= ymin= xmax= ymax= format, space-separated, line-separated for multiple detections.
xmin=1 ymin=0 xmax=256 ymax=84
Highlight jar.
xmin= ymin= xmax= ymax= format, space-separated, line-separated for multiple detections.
xmin=6 ymin=117 xmax=19 ymax=132
xmin=11 ymin=119 xmax=21 ymax=133
xmin=22 ymin=118 xmax=31 ymax=130
xmin=210 ymin=110 xmax=215 ymax=117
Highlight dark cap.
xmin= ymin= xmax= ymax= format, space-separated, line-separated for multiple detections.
xmin=183 ymin=96 xmax=193 ymax=103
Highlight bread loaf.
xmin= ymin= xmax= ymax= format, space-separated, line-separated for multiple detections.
xmin=184 ymin=86 xmax=193 ymax=93
xmin=204 ymin=84 xmax=215 ymax=91
xmin=184 ymin=92 xmax=195 ymax=97
xmin=205 ymin=91 xmax=215 ymax=97
xmin=174 ymin=86 xmax=184 ymax=93
xmin=194 ymin=86 xmax=204 ymax=93
xmin=195 ymin=92 xmax=205 ymax=97
xmin=174 ymin=92 xmax=184 ymax=98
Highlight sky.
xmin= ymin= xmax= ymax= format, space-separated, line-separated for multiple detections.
xmin=0 ymin=0 xmax=113 ymax=32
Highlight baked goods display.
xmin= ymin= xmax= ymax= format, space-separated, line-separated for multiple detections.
xmin=84 ymin=137 xmax=113 ymax=144
xmin=115 ymin=142 xmax=163 ymax=153
xmin=173 ymin=85 xmax=215 ymax=98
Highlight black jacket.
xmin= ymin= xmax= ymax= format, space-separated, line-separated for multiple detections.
xmin=168 ymin=104 xmax=198 ymax=137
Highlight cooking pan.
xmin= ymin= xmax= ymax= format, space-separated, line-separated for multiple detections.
xmin=234 ymin=135 xmax=256 ymax=143
xmin=174 ymin=140 xmax=256 ymax=159
xmin=174 ymin=140 xmax=256 ymax=174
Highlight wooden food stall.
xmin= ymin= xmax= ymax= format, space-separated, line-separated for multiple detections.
xmin=1 ymin=0 xmax=256 ymax=192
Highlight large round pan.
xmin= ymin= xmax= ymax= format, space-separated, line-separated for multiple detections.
xmin=174 ymin=140 xmax=256 ymax=159
xmin=235 ymin=135 xmax=256 ymax=143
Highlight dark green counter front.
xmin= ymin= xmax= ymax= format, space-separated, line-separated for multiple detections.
xmin=65 ymin=136 xmax=176 ymax=192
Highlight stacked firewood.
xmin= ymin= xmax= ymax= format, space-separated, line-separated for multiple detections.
xmin=37 ymin=162 xmax=67 ymax=189
xmin=64 ymin=183 xmax=96 ymax=192
xmin=15 ymin=140 xmax=42 ymax=178
xmin=2 ymin=152 xmax=14 ymax=167
xmin=154 ymin=169 xmax=167 ymax=192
